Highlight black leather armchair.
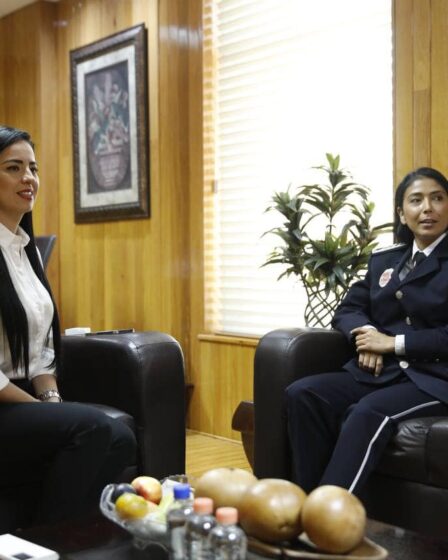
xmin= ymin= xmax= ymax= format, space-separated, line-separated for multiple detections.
xmin=254 ymin=328 xmax=448 ymax=538
xmin=59 ymin=330 xmax=186 ymax=479
xmin=0 ymin=330 xmax=186 ymax=532
xmin=35 ymin=235 xmax=57 ymax=270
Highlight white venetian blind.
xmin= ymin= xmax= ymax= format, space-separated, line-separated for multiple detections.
xmin=203 ymin=0 xmax=393 ymax=337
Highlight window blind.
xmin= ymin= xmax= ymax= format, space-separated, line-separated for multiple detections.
xmin=203 ymin=0 xmax=393 ymax=336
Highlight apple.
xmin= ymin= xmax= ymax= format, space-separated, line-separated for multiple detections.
xmin=131 ymin=476 xmax=163 ymax=504
xmin=195 ymin=467 xmax=257 ymax=509
xmin=238 ymin=478 xmax=307 ymax=543
xmin=115 ymin=492 xmax=152 ymax=519
xmin=301 ymin=485 xmax=366 ymax=553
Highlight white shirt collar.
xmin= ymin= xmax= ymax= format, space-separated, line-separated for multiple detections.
xmin=0 ymin=222 xmax=30 ymax=249
xmin=412 ymin=232 xmax=447 ymax=258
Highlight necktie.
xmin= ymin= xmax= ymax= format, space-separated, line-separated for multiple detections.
xmin=413 ymin=251 xmax=426 ymax=267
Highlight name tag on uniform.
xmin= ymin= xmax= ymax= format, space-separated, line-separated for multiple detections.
xmin=379 ymin=268 xmax=394 ymax=288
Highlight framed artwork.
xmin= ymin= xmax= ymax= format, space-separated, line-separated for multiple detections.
xmin=70 ymin=24 xmax=149 ymax=223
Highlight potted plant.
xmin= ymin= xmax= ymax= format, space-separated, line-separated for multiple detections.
xmin=263 ymin=153 xmax=393 ymax=327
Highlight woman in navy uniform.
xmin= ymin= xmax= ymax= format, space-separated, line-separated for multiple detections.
xmin=286 ymin=167 xmax=448 ymax=495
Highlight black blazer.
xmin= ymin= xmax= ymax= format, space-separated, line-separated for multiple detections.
xmin=332 ymin=235 xmax=448 ymax=403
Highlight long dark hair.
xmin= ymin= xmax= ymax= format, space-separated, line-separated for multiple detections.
xmin=395 ymin=167 xmax=448 ymax=245
xmin=0 ymin=125 xmax=61 ymax=376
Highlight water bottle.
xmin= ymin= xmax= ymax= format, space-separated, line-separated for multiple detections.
xmin=208 ymin=507 xmax=247 ymax=559
xmin=166 ymin=483 xmax=194 ymax=560
xmin=185 ymin=497 xmax=216 ymax=559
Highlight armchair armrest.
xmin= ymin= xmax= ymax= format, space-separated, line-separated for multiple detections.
xmin=254 ymin=327 xmax=351 ymax=479
xmin=59 ymin=331 xmax=186 ymax=479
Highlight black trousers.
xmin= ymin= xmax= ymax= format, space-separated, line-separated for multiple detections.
xmin=0 ymin=382 xmax=136 ymax=531
xmin=285 ymin=372 xmax=448 ymax=495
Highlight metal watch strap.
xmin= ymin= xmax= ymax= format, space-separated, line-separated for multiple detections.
xmin=37 ymin=389 xmax=62 ymax=402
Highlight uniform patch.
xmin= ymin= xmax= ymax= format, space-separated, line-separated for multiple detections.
xmin=379 ymin=268 xmax=394 ymax=288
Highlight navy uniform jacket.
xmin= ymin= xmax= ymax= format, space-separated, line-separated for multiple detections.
xmin=332 ymin=234 xmax=448 ymax=404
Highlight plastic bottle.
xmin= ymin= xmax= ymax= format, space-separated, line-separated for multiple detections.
xmin=166 ymin=483 xmax=194 ymax=560
xmin=208 ymin=507 xmax=247 ymax=559
xmin=185 ymin=497 xmax=216 ymax=559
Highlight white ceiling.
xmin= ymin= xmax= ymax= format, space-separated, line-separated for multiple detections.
xmin=0 ymin=0 xmax=59 ymax=19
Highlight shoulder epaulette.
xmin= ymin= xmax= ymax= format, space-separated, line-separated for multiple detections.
xmin=372 ymin=243 xmax=406 ymax=255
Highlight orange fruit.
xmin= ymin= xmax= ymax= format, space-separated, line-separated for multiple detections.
xmin=115 ymin=492 xmax=150 ymax=519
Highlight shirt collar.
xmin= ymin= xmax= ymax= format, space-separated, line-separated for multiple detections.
xmin=0 ymin=221 xmax=30 ymax=249
xmin=412 ymin=232 xmax=447 ymax=258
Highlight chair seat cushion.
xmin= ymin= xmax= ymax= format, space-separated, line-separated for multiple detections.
xmin=377 ymin=417 xmax=448 ymax=488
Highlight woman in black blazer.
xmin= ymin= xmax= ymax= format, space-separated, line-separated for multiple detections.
xmin=0 ymin=125 xmax=136 ymax=531
xmin=286 ymin=167 xmax=448 ymax=495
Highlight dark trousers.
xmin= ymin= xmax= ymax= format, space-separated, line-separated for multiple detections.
xmin=285 ymin=372 xmax=448 ymax=495
xmin=0 ymin=389 xmax=136 ymax=531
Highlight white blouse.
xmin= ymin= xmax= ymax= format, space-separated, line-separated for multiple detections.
xmin=0 ymin=222 xmax=55 ymax=390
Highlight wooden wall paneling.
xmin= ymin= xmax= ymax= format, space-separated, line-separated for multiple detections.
xmin=0 ymin=19 xmax=5 ymax=123
xmin=412 ymin=0 xmax=431 ymax=168
xmin=430 ymin=0 xmax=448 ymax=173
xmin=158 ymin=0 xmax=191 ymax=348
xmin=393 ymin=0 xmax=414 ymax=183
xmin=142 ymin=0 xmax=161 ymax=334
xmin=104 ymin=221 xmax=139 ymax=328
xmin=36 ymin=1 xmax=60 ymax=303
xmin=0 ymin=5 xmax=39 ymax=132
xmin=195 ymin=341 xmax=255 ymax=439
xmin=55 ymin=0 xmax=81 ymax=329
xmin=76 ymin=227 xmax=106 ymax=330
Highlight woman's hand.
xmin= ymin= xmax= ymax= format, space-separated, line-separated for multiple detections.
xmin=351 ymin=327 xmax=395 ymax=354
xmin=358 ymin=351 xmax=383 ymax=377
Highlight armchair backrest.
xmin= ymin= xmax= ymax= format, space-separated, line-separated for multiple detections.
xmin=36 ymin=235 xmax=57 ymax=270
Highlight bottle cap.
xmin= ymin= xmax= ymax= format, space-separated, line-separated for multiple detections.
xmin=173 ymin=483 xmax=191 ymax=500
xmin=193 ymin=497 xmax=214 ymax=514
xmin=216 ymin=507 xmax=238 ymax=525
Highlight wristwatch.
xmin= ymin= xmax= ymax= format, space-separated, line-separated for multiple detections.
xmin=37 ymin=389 xmax=62 ymax=402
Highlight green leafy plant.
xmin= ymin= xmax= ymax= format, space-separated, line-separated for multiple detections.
xmin=263 ymin=153 xmax=393 ymax=327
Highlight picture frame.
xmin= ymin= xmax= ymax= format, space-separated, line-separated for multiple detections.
xmin=70 ymin=24 xmax=150 ymax=223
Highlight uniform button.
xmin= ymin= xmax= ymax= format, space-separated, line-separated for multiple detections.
xmin=435 ymin=358 xmax=440 ymax=363
xmin=396 ymin=290 xmax=403 ymax=300
xmin=405 ymin=317 xmax=412 ymax=325
xmin=399 ymin=360 xmax=409 ymax=369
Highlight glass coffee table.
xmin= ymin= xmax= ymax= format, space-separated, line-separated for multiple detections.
xmin=15 ymin=512 xmax=448 ymax=559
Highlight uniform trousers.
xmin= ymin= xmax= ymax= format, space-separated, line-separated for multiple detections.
xmin=285 ymin=371 xmax=448 ymax=495
xmin=0 ymin=387 xmax=136 ymax=531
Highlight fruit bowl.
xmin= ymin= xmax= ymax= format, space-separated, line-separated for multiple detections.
xmin=100 ymin=483 xmax=169 ymax=550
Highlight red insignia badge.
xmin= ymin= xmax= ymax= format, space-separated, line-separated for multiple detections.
xmin=379 ymin=268 xmax=393 ymax=288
